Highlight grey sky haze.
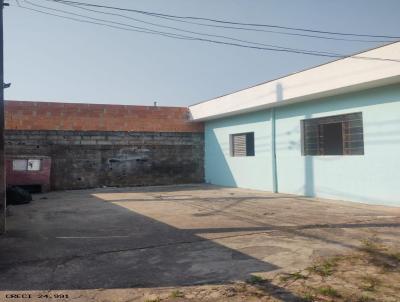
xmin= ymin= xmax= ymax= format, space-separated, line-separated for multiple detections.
xmin=5 ymin=0 xmax=400 ymax=106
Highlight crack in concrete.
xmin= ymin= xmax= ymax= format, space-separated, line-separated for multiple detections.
xmin=3 ymin=218 xmax=399 ymax=271
xmin=0 ymin=230 xmax=275 ymax=268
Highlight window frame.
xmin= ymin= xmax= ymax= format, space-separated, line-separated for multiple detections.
xmin=12 ymin=159 xmax=28 ymax=171
xmin=12 ymin=159 xmax=42 ymax=171
xmin=27 ymin=159 xmax=41 ymax=171
xmin=230 ymin=132 xmax=255 ymax=157
xmin=301 ymin=112 xmax=364 ymax=156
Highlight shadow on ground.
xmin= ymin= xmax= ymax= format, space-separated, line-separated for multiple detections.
xmin=0 ymin=184 xmax=399 ymax=301
xmin=0 ymin=186 xmax=278 ymax=290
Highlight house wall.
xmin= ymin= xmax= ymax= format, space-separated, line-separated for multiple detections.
xmin=204 ymin=83 xmax=400 ymax=206
xmin=5 ymin=101 xmax=204 ymax=190
xmin=205 ymin=110 xmax=273 ymax=191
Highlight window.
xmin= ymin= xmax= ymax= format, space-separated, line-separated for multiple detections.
xmin=12 ymin=159 xmax=41 ymax=171
xmin=12 ymin=160 xmax=27 ymax=171
xmin=301 ymin=112 xmax=364 ymax=156
xmin=230 ymin=132 xmax=255 ymax=157
xmin=27 ymin=159 xmax=41 ymax=171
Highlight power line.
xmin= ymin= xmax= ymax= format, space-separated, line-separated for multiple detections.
xmin=13 ymin=0 xmax=198 ymax=41
xmin=50 ymin=0 xmax=400 ymax=40
xmin=136 ymin=14 xmax=393 ymax=44
xmin=25 ymin=0 xmax=342 ymax=56
xmin=40 ymin=0 xmax=392 ymax=44
xmin=15 ymin=0 xmax=345 ymax=57
xmin=12 ymin=0 xmax=400 ymax=63
xmin=12 ymin=1 xmax=326 ymax=58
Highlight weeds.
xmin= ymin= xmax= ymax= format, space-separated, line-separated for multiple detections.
xmin=388 ymin=252 xmax=400 ymax=262
xmin=357 ymin=293 xmax=377 ymax=302
xmin=170 ymin=290 xmax=184 ymax=298
xmin=360 ymin=239 xmax=385 ymax=254
xmin=316 ymin=286 xmax=341 ymax=298
xmin=144 ymin=298 xmax=161 ymax=302
xmin=302 ymin=291 xmax=315 ymax=302
xmin=246 ymin=275 xmax=265 ymax=284
xmin=235 ymin=283 xmax=247 ymax=293
xmin=307 ymin=258 xmax=337 ymax=276
xmin=360 ymin=239 xmax=400 ymax=270
xmin=280 ymin=271 xmax=308 ymax=282
xmin=360 ymin=275 xmax=381 ymax=292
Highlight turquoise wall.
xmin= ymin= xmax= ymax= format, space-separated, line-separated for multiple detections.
xmin=204 ymin=83 xmax=400 ymax=206
xmin=205 ymin=110 xmax=273 ymax=191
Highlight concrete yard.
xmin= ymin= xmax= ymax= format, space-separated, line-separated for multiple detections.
xmin=0 ymin=184 xmax=399 ymax=301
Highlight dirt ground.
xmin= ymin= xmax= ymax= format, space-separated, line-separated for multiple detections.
xmin=0 ymin=184 xmax=399 ymax=301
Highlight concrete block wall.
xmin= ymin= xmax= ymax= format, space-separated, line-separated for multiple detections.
xmin=5 ymin=101 xmax=204 ymax=190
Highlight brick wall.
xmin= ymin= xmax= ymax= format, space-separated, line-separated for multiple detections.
xmin=5 ymin=101 xmax=203 ymax=132
xmin=5 ymin=101 xmax=204 ymax=190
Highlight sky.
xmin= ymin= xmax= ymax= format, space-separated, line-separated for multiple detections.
xmin=5 ymin=0 xmax=400 ymax=107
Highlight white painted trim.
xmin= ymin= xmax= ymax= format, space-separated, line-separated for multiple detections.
xmin=189 ymin=42 xmax=400 ymax=121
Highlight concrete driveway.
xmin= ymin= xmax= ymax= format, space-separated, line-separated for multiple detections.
xmin=1 ymin=184 xmax=399 ymax=293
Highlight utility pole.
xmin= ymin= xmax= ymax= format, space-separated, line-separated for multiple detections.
xmin=0 ymin=0 xmax=6 ymax=234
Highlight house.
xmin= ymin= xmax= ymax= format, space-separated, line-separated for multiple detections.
xmin=189 ymin=42 xmax=400 ymax=206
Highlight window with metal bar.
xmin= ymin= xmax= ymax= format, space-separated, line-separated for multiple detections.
xmin=301 ymin=112 xmax=364 ymax=156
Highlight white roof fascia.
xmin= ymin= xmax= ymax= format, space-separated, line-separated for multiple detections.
xmin=189 ymin=42 xmax=400 ymax=121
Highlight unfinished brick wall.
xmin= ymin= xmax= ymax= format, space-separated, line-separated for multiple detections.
xmin=5 ymin=101 xmax=203 ymax=132
xmin=5 ymin=101 xmax=204 ymax=190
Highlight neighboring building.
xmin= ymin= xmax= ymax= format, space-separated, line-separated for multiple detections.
xmin=189 ymin=42 xmax=400 ymax=206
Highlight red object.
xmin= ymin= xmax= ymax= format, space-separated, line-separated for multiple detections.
xmin=6 ymin=156 xmax=51 ymax=192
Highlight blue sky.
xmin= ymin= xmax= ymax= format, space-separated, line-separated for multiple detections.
xmin=5 ymin=0 xmax=400 ymax=106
